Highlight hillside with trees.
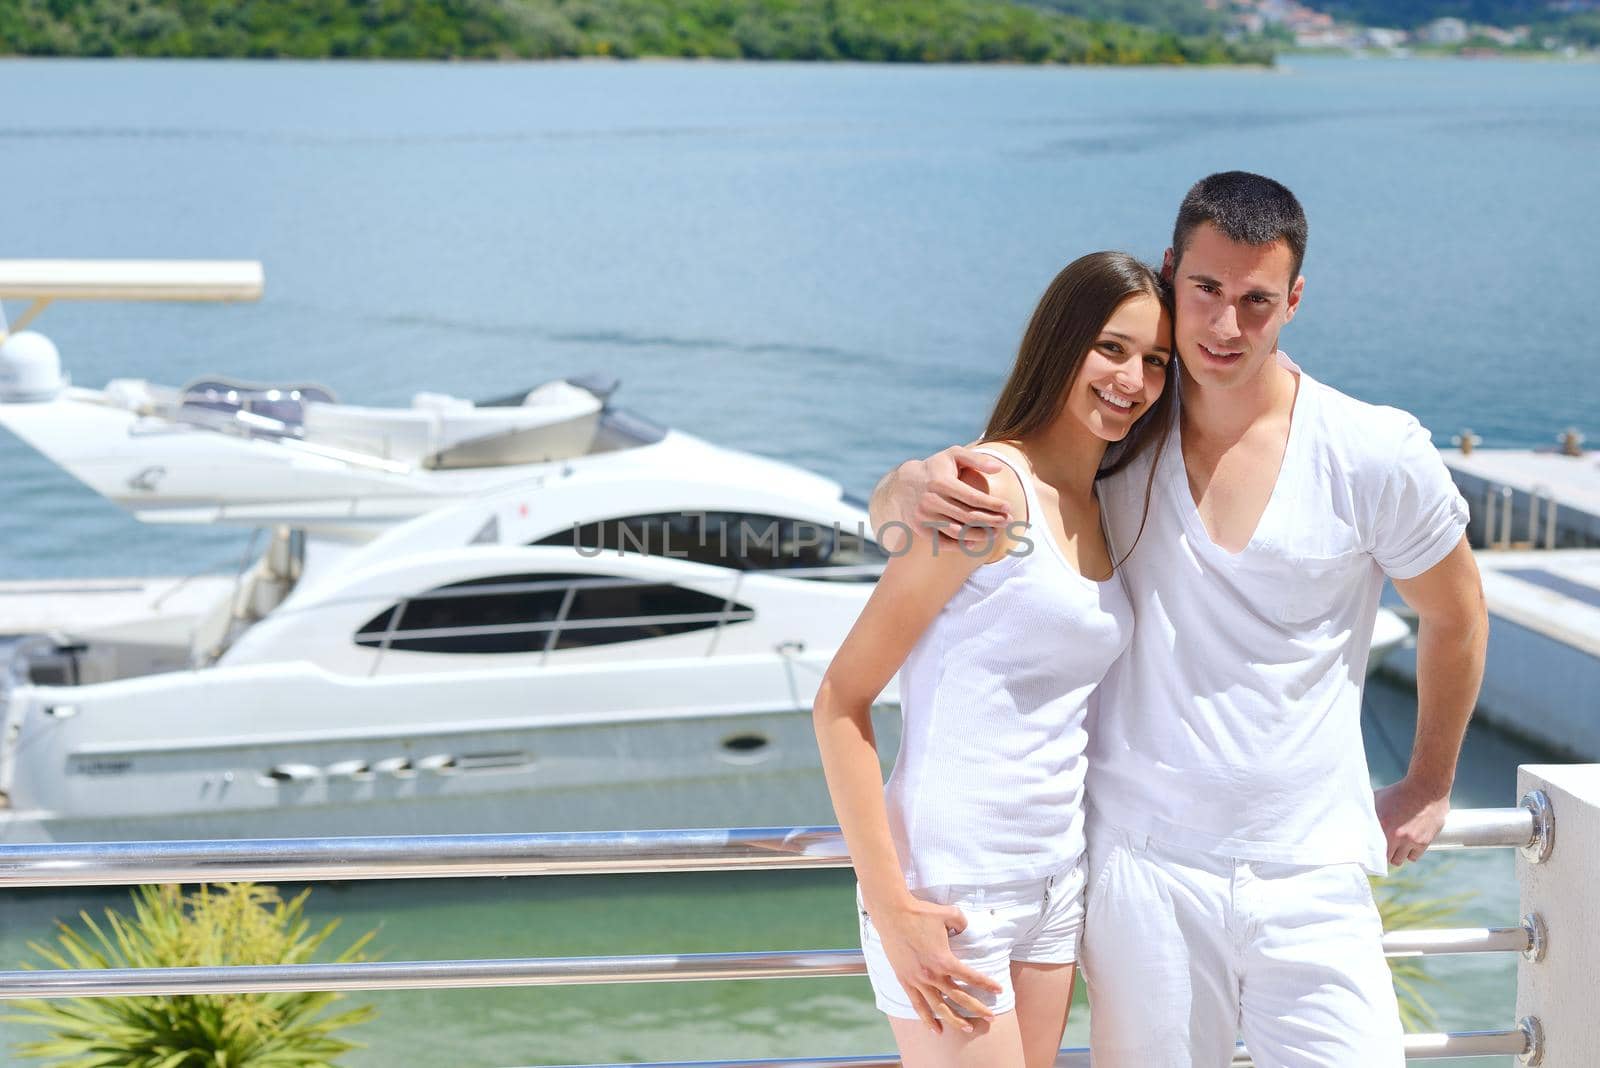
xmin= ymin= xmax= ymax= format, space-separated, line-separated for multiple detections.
xmin=0 ymin=0 xmax=1275 ymax=63
xmin=1028 ymin=0 xmax=1234 ymax=38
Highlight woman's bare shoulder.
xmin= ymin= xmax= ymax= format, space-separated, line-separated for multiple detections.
xmin=966 ymin=441 xmax=1030 ymax=522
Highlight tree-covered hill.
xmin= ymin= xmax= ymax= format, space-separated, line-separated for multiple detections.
xmin=0 ymin=0 xmax=1275 ymax=63
xmin=1028 ymin=0 xmax=1233 ymax=39
xmin=1299 ymin=0 xmax=1569 ymax=29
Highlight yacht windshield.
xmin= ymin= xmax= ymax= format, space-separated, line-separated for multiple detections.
xmin=589 ymin=407 xmax=667 ymax=452
xmin=178 ymin=378 xmax=339 ymax=437
xmin=353 ymin=572 xmax=753 ymax=654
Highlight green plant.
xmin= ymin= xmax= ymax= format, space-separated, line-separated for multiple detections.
xmin=5 ymin=882 xmax=378 ymax=1068
xmin=0 ymin=0 xmax=1278 ymax=65
xmin=1372 ymin=868 xmax=1472 ymax=1032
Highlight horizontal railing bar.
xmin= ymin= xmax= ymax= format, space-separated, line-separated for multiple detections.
xmin=0 ymin=801 xmax=1539 ymax=888
xmin=538 ymin=1027 xmax=1533 ymax=1066
xmin=1428 ymin=804 xmax=1535 ymax=851
xmin=1381 ymin=924 xmax=1531 ymax=957
xmin=1390 ymin=1026 xmax=1536 ymax=1058
xmin=0 ymin=827 xmax=849 ymax=888
xmin=0 ymin=926 xmax=1537 ymax=999
xmin=548 ymin=1059 xmax=908 ymax=1068
xmin=0 ymin=950 xmax=864 ymax=999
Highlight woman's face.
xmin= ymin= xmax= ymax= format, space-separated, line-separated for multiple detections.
xmin=1061 ymin=292 xmax=1173 ymax=442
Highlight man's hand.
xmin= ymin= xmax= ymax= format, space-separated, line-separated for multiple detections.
xmin=872 ymin=446 xmax=1011 ymax=553
xmin=1374 ymin=776 xmax=1452 ymax=867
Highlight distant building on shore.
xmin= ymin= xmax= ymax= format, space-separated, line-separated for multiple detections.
xmin=1362 ymin=27 xmax=1407 ymax=49
xmin=1479 ymin=25 xmax=1531 ymax=46
xmin=1420 ymin=17 xmax=1470 ymax=45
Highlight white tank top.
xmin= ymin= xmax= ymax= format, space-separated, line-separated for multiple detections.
xmin=885 ymin=446 xmax=1134 ymax=888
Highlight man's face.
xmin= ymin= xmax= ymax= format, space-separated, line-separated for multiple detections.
xmin=1162 ymin=221 xmax=1303 ymax=394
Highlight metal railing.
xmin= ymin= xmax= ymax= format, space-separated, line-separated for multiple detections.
xmin=537 ymin=1025 xmax=1547 ymax=1066
xmin=0 ymin=792 xmax=1555 ymax=887
xmin=1481 ymin=481 xmax=1560 ymax=552
xmin=0 ymin=792 xmax=1554 ymax=1065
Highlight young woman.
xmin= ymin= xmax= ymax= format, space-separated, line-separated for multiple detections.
xmin=812 ymin=251 xmax=1175 ymax=1068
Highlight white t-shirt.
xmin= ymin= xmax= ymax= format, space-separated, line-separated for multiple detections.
xmin=1089 ymin=357 xmax=1469 ymax=874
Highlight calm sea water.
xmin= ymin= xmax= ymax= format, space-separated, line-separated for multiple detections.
xmin=1 ymin=55 xmax=1597 ymax=579
xmin=1 ymin=55 xmax=1595 ymax=1065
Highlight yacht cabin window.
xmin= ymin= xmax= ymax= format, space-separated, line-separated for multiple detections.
xmin=354 ymin=572 xmax=752 ymax=654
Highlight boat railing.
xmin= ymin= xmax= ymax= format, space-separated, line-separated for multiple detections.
xmin=0 ymin=784 xmax=1576 ymax=1066
xmin=1481 ymin=480 xmax=1560 ymax=552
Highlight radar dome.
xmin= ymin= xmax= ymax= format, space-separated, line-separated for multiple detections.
xmin=0 ymin=331 xmax=65 ymax=402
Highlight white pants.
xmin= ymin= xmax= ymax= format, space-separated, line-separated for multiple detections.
xmin=1081 ymin=821 xmax=1404 ymax=1068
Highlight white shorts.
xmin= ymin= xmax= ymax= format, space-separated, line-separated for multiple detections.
xmin=857 ymin=861 xmax=1086 ymax=1020
xmin=1081 ymin=820 xmax=1404 ymax=1068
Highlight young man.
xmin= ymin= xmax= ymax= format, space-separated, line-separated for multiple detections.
xmin=867 ymin=172 xmax=1488 ymax=1066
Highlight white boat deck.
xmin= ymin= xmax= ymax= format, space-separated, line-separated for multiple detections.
xmin=1443 ymin=447 xmax=1600 ymax=548
xmin=1475 ymin=549 xmax=1600 ymax=659
xmin=1444 ymin=448 xmax=1600 ymax=516
xmin=1384 ymin=549 xmax=1600 ymax=759
xmin=0 ymin=575 xmax=233 ymax=639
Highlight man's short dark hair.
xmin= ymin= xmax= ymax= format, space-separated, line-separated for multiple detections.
xmin=1172 ymin=172 xmax=1308 ymax=284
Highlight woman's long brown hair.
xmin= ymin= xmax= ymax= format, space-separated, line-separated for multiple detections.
xmin=982 ymin=251 xmax=1177 ymax=567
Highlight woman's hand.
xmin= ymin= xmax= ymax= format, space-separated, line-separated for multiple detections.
xmin=871 ymin=894 xmax=1003 ymax=1034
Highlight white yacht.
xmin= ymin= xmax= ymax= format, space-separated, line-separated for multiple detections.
xmin=0 ymin=260 xmax=1411 ymax=844
xmin=0 ymin=261 xmax=906 ymax=842
xmin=0 ymin=362 xmax=821 ymax=540
xmin=0 ymin=261 xmax=847 ymax=542
xmin=0 ymin=370 xmax=623 ymax=535
xmin=0 ymin=463 xmax=895 ymax=844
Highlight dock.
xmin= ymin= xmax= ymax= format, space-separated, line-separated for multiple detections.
xmin=1443 ymin=443 xmax=1600 ymax=549
xmin=1383 ymin=549 xmax=1600 ymax=760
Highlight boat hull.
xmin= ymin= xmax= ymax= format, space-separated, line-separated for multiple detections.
xmin=0 ymin=700 xmax=901 ymax=845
